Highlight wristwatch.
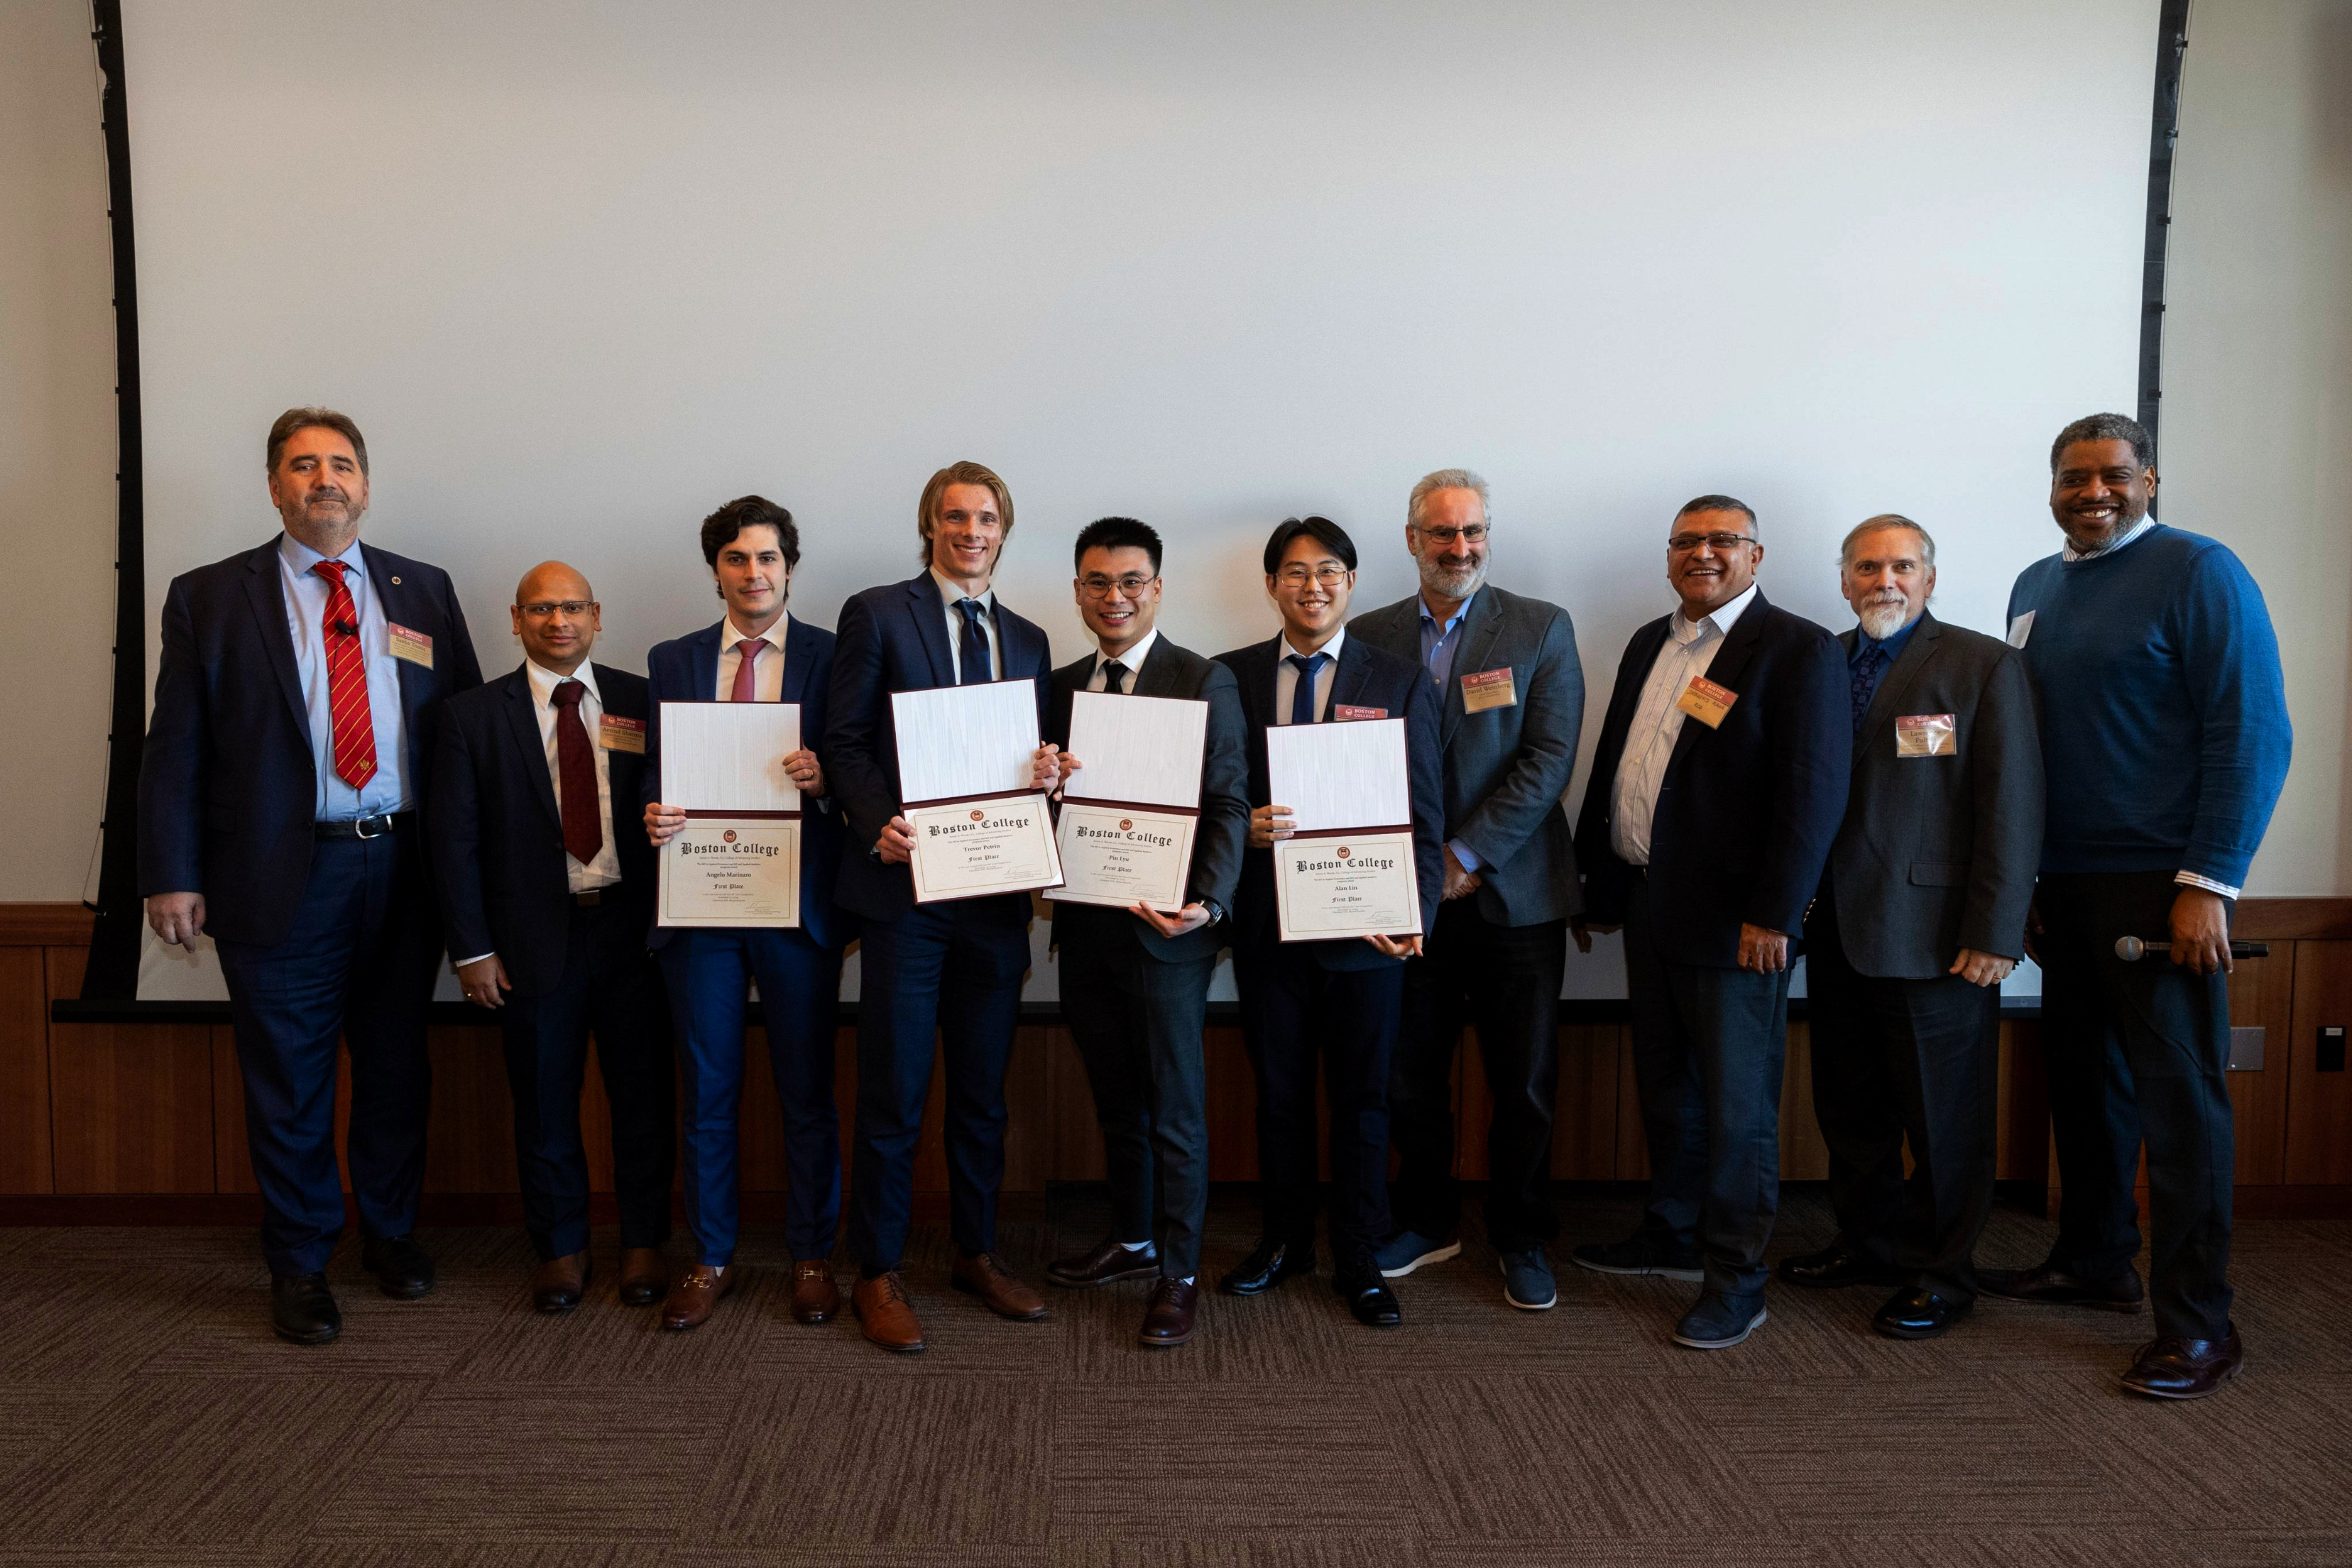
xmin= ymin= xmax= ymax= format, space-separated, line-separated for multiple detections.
xmin=1196 ymin=898 xmax=1227 ymax=927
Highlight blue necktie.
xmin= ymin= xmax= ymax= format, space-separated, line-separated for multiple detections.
xmin=1288 ymin=652 xmax=1330 ymax=726
xmin=1851 ymin=645 xmax=1886 ymax=735
xmin=956 ymin=599 xmax=992 ymax=686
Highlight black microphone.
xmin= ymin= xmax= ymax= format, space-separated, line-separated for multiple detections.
xmin=2113 ymin=936 xmax=2268 ymax=962
xmin=333 ymin=619 xmax=359 ymax=637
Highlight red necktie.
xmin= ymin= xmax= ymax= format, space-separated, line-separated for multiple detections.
xmin=548 ymin=680 xmax=603 ymax=866
xmin=730 ymin=637 xmax=766 ymax=702
xmin=310 ymin=560 xmax=378 ymax=789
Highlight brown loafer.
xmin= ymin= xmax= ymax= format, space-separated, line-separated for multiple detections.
xmin=618 ymin=1248 xmax=668 ymax=1308
xmin=2123 ymin=1326 xmax=2244 ymax=1399
xmin=791 ymin=1260 xmax=841 ymax=1324
xmin=530 ymin=1250 xmax=591 ymax=1314
xmin=660 ymin=1264 xmax=733 ymax=1331
xmin=1139 ymin=1277 xmax=1198 ymax=1348
xmin=951 ymin=1252 xmax=1050 ymax=1321
xmin=1046 ymin=1236 xmax=1161 ymax=1288
xmin=852 ymin=1271 xmax=926 ymax=1352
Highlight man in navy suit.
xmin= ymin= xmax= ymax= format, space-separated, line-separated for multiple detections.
xmin=431 ymin=561 xmax=676 ymax=1315
xmin=1570 ymin=495 xmax=1849 ymax=1351
xmin=825 ymin=460 xmax=1062 ymax=1353
xmin=641 ymin=496 xmax=849 ymax=1331
xmin=1213 ymin=516 xmax=1445 ymax=1328
xmin=139 ymin=407 xmax=482 ymax=1344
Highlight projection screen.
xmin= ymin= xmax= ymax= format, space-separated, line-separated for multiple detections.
xmin=124 ymin=0 xmax=2159 ymax=1000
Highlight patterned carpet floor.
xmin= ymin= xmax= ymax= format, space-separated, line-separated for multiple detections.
xmin=1 ymin=1190 xmax=2347 ymax=1567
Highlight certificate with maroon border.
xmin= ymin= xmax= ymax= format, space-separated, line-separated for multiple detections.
xmin=894 ymin=680 xmax=1066 ymax=904
xmin=656 ymin=701 xmax=803 ymax=928
xmin=1264 ymin=716 xmax=1421 ymax=943
xmin=1046 ymin=688 xmax=1210 ymax=912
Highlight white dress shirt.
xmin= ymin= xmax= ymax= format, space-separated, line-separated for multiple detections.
xmin=933 ymin=567 xmax=1001 ymax=682
xmin=716 ymin=613 xmax=788 ymax=701
xmin=1271 ymin=627 xmax=1345 ymax=725
xmin=1610 ymin=582 xmax=1759 ymax=866
xmin=1087 ymin=628 xmax=1159 ymax=693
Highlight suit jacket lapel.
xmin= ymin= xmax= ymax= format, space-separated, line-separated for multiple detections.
xmin=1666 ymin=589 xmax=1769 ymax=774
xmin=363 ymin=544 xmax=436 ymax=782
xmin=1235 ymin=636 xmax=1280 ymax=730
xmin=1858 ymin=612 xmax=1942 ymax=756
xmin=1132 ymin=637 xmax=1180 ymax=699
xmin=242 ymin=540 xmax=309 ymax=737
xmin=687 ymin=622 xmax=723 ymax=702
xmin=1328 ymin=638 xmax=1374 ymax=717
xmin=907 ymin=574 xmax=955 ymax=687
xmin=1439 ymin=589 xmax=1505 ymax=748
xmin=780 ymin=615 xmax=816 ymax=704
xmin=499 ymin=666 xmax=560 ymax=828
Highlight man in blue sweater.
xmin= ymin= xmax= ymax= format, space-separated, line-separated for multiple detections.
xmin=1990 ymin=413 xmax=2290 ymax=1400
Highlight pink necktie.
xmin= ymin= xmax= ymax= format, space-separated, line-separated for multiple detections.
xmin=730 ymin=637 xmax=766 ymax=702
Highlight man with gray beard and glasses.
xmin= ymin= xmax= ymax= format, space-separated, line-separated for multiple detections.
xmin=1777 ymin=515 xmax=2041 ymax=1342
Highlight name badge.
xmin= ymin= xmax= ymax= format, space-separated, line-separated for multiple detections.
xmin=1461 ymin=667 xmax=1517 ymax=712
xmin=1333 ymin=704 xmax=1388 ymax=721
xmin=2006 ymin=611 xmax=2034 ymax=648
xmin=599 ymin=715 xmax=646 ymax=754
xmin=1675 ymin=676 xmax=1737 ymax=729
xmin=387 ymin=623 xmax=433 ymax=668
xmin=1896 ymin=714 xmax=1957 ymax=757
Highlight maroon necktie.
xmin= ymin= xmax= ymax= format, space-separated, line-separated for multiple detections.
xmin=730 ymin=637 xmax=766 ymax=702
xmin=549 ymin=680 xmax=603 ymax=866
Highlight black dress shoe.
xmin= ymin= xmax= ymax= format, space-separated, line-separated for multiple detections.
xmin=1047 ymin=1237 xmax=1162 ymax=1288
xmin=1874 ymin=1287 xmax=1971 ymax=1340
xmin=271 ymin=1272 xmax=342 ymax=1345
xmin=1218 ymin=1238 xmax=1316 ymax=1296
xmin=1777 ymin=1243 xmax=1899 ymax=1290
xmin=1978 ymin=1261 xmax=2145 ymax=1313
xmin=360 ymin=1234 xmax=437 ymax=1300
xmin=1333 ymin=1266 xmax=1402 ymax=1328
xmin=531 ymin=1251 xmax=591 ymax=1314
xmin=2122 ymin=1325 xmax=2244 ymax=1399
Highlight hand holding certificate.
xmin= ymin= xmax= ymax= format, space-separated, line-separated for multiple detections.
xmin=654 ymin=702 xmax=804 ymax=928
xmin=893 ymin=680 xmax=1065 ymax=903
xmin=1048 ymin=690 xmax=1208 ymax=912
xmin=1263 ymin=717 xmax=1423 ymax=945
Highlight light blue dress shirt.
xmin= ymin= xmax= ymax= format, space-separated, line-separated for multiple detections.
xmin=276 ymin=533 xmax=411 ymax=819
xmin=1417 ymin=591 xmax=1481 ymax=874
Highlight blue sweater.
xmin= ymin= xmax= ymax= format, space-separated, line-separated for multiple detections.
xmin=2006 ymin=524 xmax=2290 ymax=888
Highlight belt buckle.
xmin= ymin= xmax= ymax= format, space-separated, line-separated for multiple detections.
xmin=353 ymin=815 xmax=386 ymax=841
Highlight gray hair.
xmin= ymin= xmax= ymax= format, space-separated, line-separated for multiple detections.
xmin=1839 ymin=513 xmax=1936 ymax=571
xmin=1407 ymin=468 xmax=1491 ymax=530
xmin=2050 ymin=412 xmax=2154 ymax=473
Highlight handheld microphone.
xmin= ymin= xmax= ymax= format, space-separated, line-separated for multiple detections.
xmin=2113 ymin=936 xmax=2269 ymax=962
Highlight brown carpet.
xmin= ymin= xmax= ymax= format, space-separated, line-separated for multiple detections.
xmin=1 ymin=1192 xmax=2347 ymax=1567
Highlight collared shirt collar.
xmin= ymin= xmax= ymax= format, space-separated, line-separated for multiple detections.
xmin=931 ymin=567 xmax=995 ymax=612
xmin=525 ymin=657 xmax=600 ymax=707
xmin=1418 ymin=589 xmax=1474 ymax=635
xmin=1280 ymin=626 xmax=1345 ymax=666
xmin=2062 ymin=515 xmax=2159 ymax=562
xmin=1852 ymin=610 xmax=1924 ymax=666
xmin=1093 ymin=627 xmax=1159 ymax=676
xmin=278 ymin=531 xmax=363 ymax=575
xmin=1670 ymin=580 xmax=1758 ymax=646
xmin=722 ymin=611 xmax=789 ymax=654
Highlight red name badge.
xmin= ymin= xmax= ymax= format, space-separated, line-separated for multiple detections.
xmin=1333 ymin=704 xmax=1388 ymax=721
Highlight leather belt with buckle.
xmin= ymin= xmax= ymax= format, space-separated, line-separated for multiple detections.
xmin=573 ymin=890 xmax=604 ymax=907
xmin=315 ymin=813 xmax=409 ymax=841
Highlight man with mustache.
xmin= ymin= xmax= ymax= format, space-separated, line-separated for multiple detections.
xmin=140 ymin=407 xmax=482 ymax=1344
xmin=433 ymin=561 xmax=677 ymax=1315
xmin=1569 ymin=495 xmax=1847 ymax=1350
xmin=1776 ymin=516 xmax=2040 ymax=1341
xmin=1349 ymin=470 xmax=1586 ymax=1311
xmin=1987 ymin=414 xmax=2290 ymax=1399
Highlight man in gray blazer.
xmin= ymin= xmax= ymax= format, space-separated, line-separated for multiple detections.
xmin=1779 ymin=515 xmax=2042 ymax=1340
xmin=1043 ymin=517 xmax=1252 ymax=1349
xmin=1350 ymin=469 xmax=1586 ymax=1310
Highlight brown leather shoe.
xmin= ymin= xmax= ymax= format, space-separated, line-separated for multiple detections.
xmin=2123 ymin=1326 xmax=2245 ymax=1399
xmin=791 ymin=1260 xmax=841 ymax=1324
xmin=952 ymin=1252 xmax=1050 ymax=1321
xmin=1979 ymin=1261 xmax=2146 ymax=1313
xmin=1046 ymin=1236 xmax=1161 ymax=1288
xmin=531 ymin=1250 xmax=591 ymax=1314
xmin=618 ymin=1248 xmax=668 ymax=1308
xmin=852 ymin=1271 xmax=926 ymax=1352
xmin=660 ymin=1264 xmax=733 ymax=1331
xmin=1139 ymin=1277 xmax=1199 ymax=1348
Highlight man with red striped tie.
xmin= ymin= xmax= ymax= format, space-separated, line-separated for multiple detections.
xmin=140 ymin=407 xmax=481 ymax=1345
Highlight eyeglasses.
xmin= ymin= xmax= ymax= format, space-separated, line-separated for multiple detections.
xmin=1416 ymin=524 xmax=1489 ymax=546
xmin=1274 ymin=564 xmax=1351 ymax=588
xmin=1666 ymin=532 xmax=1757 ymax=554
xmin=1078 ymin=573 xmax=1158 ymax=599
xmin=518 ymin=601 xmax=596 ymax=619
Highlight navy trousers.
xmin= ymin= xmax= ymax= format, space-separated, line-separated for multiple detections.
xmin=213 ymin=833 xmax=441 ymax=1277
xmin=498 ymin=898 xmax=676 ymax=1261
xmin=659 ymin=926 xmax=844 ymax=1265
xmin=848 ymin=896 xmax=1031 ymax=1271
xmin=1622 ymin=874 xmax=1791 ymax=1300
xmin=1232 ymin=942 xmax=1404 ymax=1269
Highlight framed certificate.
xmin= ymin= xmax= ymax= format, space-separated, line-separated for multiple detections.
xmin=658 ymin=818 xmax=801 ymax=927
xmin=893 ymin=680 xmax=1066 ymax=903
xmin=1047 ymin=689 xmax=1209 ymax=912
xmin=1051 ymin=802 xmax=1198 ymax=910
xmin=1264 ymin=716 xmax=1421 ymax=943
xmin=904 ymin=792 xmax=1063 ymax=903
xmin=655 ymin=702 xmax=803 ymax=928
xmin=1273 ymin=829 xmax=1420 ymax=941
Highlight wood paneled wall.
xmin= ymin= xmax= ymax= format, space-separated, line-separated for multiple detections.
xmin=7 ymin=902 xmax=2351 ymax=1209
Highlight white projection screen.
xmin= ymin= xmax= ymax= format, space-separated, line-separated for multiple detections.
xmin=125 ymin=0 xmax=2159 ymax=1001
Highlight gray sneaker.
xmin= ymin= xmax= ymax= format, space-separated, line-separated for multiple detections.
xmin=1374 ymin=1229 xmax=1461 ymax=1279
xmin=1500 ymin=1248 xmax=1557 ymax=1310
xmin=1571 ymin=1234 xmax=1704 ymax=1283
xmin=1672 ymin=1291 xmax=1768 ymax=1349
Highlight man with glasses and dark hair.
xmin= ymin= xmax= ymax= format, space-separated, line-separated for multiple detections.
xmin=641 ymin=496 xmax=848 ymax=1330
xmin=1569 ymin=495 xmax=1847 ymax=1350
xmin=1041 ymin=517 xmax=1251 ymax=1348
xmin=433 ymin=562 xmax=676 ymax=1315
xmin=1987 ymin=413 xmax=2289 ymax=1399
xmin=1350 ymin=468 xmax=1586 ymax=1311
xmin=1213 ymin=516 xmax=1445 ymax=1328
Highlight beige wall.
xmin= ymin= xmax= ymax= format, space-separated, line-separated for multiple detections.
xmin=0 ymin=0 xmax=116 ymax=901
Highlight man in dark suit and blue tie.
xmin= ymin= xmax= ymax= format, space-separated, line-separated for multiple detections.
xmin=825 ymin=461 xmax=1063 ymax=1352
xmin=1570 ymin=495 xmax=1848 ymax=1350
xmin=431 ymin=561 xmax=677 ymax=1315
xmin=1213 ymin=516 xmax=1445 ymax=1328
xmin=140 ymin=407 xmax=482 ymax=1344
xmin=641 ymin=497 xmax=849 ymax=1331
